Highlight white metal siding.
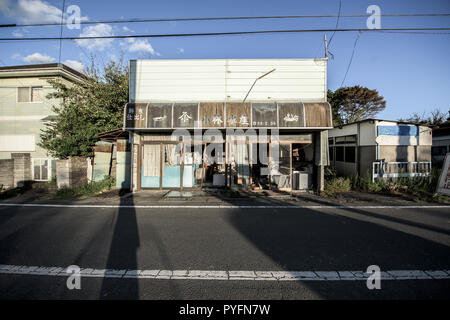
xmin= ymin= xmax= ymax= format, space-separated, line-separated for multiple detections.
xmin=328 ymin=123 xmax=358 ymax=138
xmin=0 ymin=135 xmax=35 ymax=151
xmin=130 ymin=59 xmax=327 ymax=102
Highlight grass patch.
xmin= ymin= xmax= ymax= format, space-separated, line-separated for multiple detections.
xmin=324 ymin=167 xmax=449 ymax=203
xmin=54 ymin=176 xmax=115 ymax=199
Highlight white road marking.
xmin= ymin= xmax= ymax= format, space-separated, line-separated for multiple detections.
xmin=0 ymin=264 xmax=449 ymax=281
xmin=0 ymin=203 xmax=449 ymax=209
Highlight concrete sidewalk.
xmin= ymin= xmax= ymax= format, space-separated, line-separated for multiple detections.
xmin=1 ymin=187 xmax=448 ymax=207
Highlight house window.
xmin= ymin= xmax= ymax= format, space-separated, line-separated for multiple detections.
xmin=31 ymin=87 xmax=43 ymax=102
xmin=329 ymin=146 xmax=334 ymax=161
xmin=335 ymin=146 xmax=344 ymax=162
xmin=17 ymin=86 xmax=43 ymax=102
xmin=335 ymin=135 xmax=357 ymax=144
xmin=32 ymin=158 xmax=55 ymax=181
xmin=18 ymin=87 xmax=30 ymax=102
xmin=345 ymin=146 xmax=356 ymax=163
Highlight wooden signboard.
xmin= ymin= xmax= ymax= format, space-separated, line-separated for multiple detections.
xmin=225 ymin=102 xmax=250 ymax=127
xmin=147 ymin=103 xmax=172 ymax=128
xmin=200 ymin=102 xmax=225 ymax=127
xmin=304 ymin=103 xmax=332 ymax=127
xmin=173 ymin=103 xmax=198 ymax=128
xmin=278 ymin=102 xmax=304 ymax=127
xmin=125 ymin=103 xmax=147 ymax=128
xmin=125 ymin=102 xmax=332 ymax=129
xmin=251 ymin=103 xmax=277 ymax=127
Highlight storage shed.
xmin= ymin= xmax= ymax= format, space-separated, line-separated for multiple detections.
xmin=328 ymin=119 xmax=432 ymax=180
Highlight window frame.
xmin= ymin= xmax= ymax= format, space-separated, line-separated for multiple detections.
xmin=32 ymin=158 xmax=54 ymax=181
xmin=335 ymin=146 xmax=345 ymax=162
xmin=17 ymin=86 xmax=44 ymax=103
xmin=344 ymin=146 xmax=356 ymax=163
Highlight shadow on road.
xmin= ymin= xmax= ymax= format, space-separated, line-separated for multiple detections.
xmin=100 ymin=184 xmax=140 ymax=299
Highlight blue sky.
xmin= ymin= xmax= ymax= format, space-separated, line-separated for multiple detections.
xmin=0 ymin=0 xmax=449 ymax=120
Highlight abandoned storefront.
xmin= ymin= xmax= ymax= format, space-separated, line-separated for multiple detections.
xmin=124 ymin=59 xmax=332 ymax=192
xmin=125 ymin=101 xmax=331 ymax=191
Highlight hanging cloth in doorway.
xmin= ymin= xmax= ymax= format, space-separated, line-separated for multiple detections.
xmin=234 ymin=143 xmax=250 ymax=185
xmin=165 ymin=144 xmax=179 ymax=166
xmin=143 ymin=144 xmax=160 ymax=176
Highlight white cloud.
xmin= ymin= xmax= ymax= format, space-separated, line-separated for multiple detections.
xmin=75 ymin=23 xmax=114 ymax=51
xmin=122 ymin=38 xmax=159 ymax=56
xmin=177 ymin=48 xmax=185 ymax=53
xmin=23 ymin=52 xmax=55 ymax=64
xmin=63 ymin=60 xmax=85 ymax=73
xmin=1 ymin=0 xmax=62 ymax=24
xmin=0 ymin=0 xmax=87 ymax=24
xmin=12 ymin=53 xmax=22 ymax=60
xmin=122 ymin=26 xmax=132 ymax=32
xmin=12 ymin=29 xmax=23 ymax=37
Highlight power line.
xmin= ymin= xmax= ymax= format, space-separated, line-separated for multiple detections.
xmin=0 ymin=27 xmax=449 ymax=41
xmin=0 ymin=13 xmax=450 ymax=28
xmin=58 ymin=0 xmax=66 ymax=64
xmin=341 ymin=31 xmax=361 ymax=87
xmin=327 ymin=0 xmax=342 ymax=48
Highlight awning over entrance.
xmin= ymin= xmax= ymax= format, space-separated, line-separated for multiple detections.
xmin=123 ymin=101 xmax=332 ymax=130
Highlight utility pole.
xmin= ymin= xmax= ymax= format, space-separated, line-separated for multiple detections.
xmin=324 ymin=34 xmax=328 ymax=58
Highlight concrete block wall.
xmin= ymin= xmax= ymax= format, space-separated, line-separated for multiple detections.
xmin=70 ymin=156 xmax=88 ymax=189
xmin=56 ymin=156 xmax=88 ymax=189
xmin=11 ymin=153 xmax=31 ymax=188
xmin=56 ymin=159 xmax=70 ymax=189
xmin=0 ymin=159 xmax=14 ymax=189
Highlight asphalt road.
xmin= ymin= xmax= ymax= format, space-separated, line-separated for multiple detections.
xmin=0 ymin=201 xmax=449 ymax=299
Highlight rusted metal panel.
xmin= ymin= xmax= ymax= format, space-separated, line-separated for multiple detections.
xmin=251 ymin=103 xmax=277 ymax=127
xmin=125 ymin=103 xmax=147 ymax=128
xmin=225 ymin=102 xmax=250 ymax=127
xmin=278 ymin=102 xmax=305 ymax=127
xmin=173 ymin=103 xmax=198 ymax=128
xmin=200 ymin=102 xmax=225 ymax=127
xmin=304 ymin=103 xmax=332 ymax=127
xmin=94 ymin=144 xmax=113 ymax=153
xmin=116 ymin=140 xmax=131 ymax=152
xmin=147 ymin=103 xmax=172 ymax=128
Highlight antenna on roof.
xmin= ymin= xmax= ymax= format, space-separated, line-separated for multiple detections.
xmin=242 ymin=68 xmax=276 ymax=102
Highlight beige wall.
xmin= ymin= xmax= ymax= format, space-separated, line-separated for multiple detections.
xmin=0 ymin=76 xmax=74 ymax=160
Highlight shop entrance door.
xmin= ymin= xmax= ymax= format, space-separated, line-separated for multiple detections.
xmin=141 ymin=143 xmax=181 ymax=189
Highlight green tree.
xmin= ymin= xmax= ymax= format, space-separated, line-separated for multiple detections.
xmin=399 ymin=108 xmax=450 ymax=126
xmin=328 ymin=86 xmax=386 ymax=125
xmin=327 ymin=89 xmax=344 ymax=126
xmin=39 ymin=60 xmax=128 ymax=159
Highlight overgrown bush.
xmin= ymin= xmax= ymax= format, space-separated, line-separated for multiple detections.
xmin=323 ymin=166 xmax=447 ymax=202
xmin=324 ymin=176 xmax=352 ymax=195
xmin=54 ymin=176 xmax=115 ymax=198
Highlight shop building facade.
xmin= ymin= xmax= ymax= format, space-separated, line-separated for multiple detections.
xmin=124 ymin=59 xmax=332 ymax=191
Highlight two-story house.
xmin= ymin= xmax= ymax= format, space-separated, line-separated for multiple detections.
xmin=0 ymin=63 xmax=87 ymax=181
